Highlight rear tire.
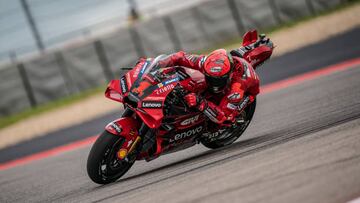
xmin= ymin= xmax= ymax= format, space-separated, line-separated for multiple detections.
xmin=201 ymin=98 xmax=256 ymax=149
xmin=87 ymin=131 xmax=135 ymax=184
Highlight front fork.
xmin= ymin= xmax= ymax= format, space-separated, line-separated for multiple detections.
xmin=105 ymin=107 xmax=144 ymax=160
xmin=118 ymin=122 xmax=155 ymax=160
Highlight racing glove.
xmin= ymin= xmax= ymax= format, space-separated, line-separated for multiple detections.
xmin=184 ymin=93 xmax=198 ymax=108
xmin=198 ymin=99 xmax=228 ymax=125
xmin=230 ymin=34 xmax=273 ymax=58
xmin=184 ymin=93 xmax=232 ymax=125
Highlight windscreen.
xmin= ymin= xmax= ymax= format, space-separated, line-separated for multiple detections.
xmin=128 ymin=54 xmax=179 ymax=100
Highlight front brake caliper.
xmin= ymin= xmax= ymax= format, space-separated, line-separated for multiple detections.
xmin=117 ymin=136 xmax=141 ymax=160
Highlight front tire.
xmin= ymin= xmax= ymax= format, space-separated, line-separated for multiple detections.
xmin=201 ymin=98 xmax=256 ymax=149
xmin=87 ymin=131 xmax=135 ymax=184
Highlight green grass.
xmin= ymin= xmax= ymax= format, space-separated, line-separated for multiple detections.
xmin=0 ymin=85 xmax=105 ymax=129
xmin=0 ymin=0 xmax=359 ymax=130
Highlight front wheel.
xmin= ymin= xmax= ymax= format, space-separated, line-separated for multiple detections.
xmin=201 ymin=98 xmax=256 ymax=149
xmin=87 ymin=131 xmax=135 ymax=184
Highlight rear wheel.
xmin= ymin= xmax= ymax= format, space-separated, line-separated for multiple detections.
xmin=87 ymin=131 xmax=135 ymax=184
xmin=201 ymin=99 xmax=256 ymax=149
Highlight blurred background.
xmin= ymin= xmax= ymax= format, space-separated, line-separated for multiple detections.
xmin=0 ymin=0 xmax=349 ymax=118
xmin=0 ymin=0 xmax=209 ymax=62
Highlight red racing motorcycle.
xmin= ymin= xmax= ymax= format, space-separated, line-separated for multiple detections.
xmin=87 ymin=36 xmax=257 ymax=185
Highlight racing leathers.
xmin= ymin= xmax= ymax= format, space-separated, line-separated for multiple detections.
xmin=131 ymin=31 xmax=273 ymax=127
xmin=155 ymin=51 xmax=261 ymax=126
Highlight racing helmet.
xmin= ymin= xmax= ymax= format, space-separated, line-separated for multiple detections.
xmin=203 ymin=49 xmax=233 ymax=93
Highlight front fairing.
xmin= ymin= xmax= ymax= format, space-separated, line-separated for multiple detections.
xmin=126 ymin=56 xmax=181 ymax=128
xmin=133 ymin=75 xmax=180 ymax=128
xmin=107 ymin=55 xmax=206 ymax=129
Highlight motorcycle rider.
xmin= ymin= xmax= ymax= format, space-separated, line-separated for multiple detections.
xmin=134 ymin=30 xmax=274 ymax=126
xmin=168 ymin=30 xmax=273 ymax=125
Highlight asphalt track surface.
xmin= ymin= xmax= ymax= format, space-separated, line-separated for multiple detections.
xmin=1 ymin=27 xmax=360 ymax=164
xmin=0 ymin=28 xmax=360 ymax=202
xmin=1 ymin=55 xmax=360 ymax=203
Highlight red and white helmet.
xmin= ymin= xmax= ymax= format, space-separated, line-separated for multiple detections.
xmin=203 ymin=49 xmax=233 ymax=93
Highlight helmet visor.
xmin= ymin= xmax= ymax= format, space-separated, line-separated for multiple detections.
xmin=205 ymin=73 xmax=230 ymax=93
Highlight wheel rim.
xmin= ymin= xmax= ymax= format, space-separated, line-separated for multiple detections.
xmin=98 ymin=138 xmax=133 ymax=180
xmin=218 ymin=121 xmax=249 ymax=145
xmin=204 ymin=110 xmax=251 ymax=146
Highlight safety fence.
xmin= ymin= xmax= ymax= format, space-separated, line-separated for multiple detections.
xmin=0 ymin=0 xmax=346 ymax=116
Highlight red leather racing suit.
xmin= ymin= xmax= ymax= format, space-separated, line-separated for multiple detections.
xmin=155 ymin=51 xmax=260 ymax=126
